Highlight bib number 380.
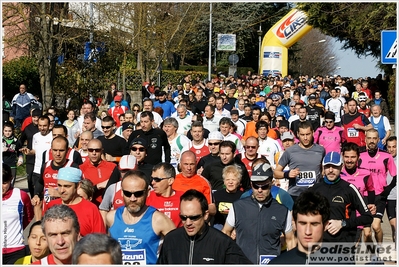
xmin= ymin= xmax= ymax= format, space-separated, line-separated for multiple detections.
xmin=296 ymin=171 xmax=316 ymax=186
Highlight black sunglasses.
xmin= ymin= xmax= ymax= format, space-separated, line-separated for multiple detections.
xmin=252 ymin=182 xmax=272 ymax=190
xmin=131 ymin=147 xmax=145 ymax=152
xmin=87 ymin=148 xmax=102 ymax=152
xmin=179 ymin=214 xmax=203 ymax=221
xmin=151 ymin=177 xmax=171 ymax=182
xmin=208 ymin=142 xmax=221 ymax=146
xmin=101 ymin=125 xmax=112 ymax=129
xmin=122 ymin=189 xmax=146 ymax=198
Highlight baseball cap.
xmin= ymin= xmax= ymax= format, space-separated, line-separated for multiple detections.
xmin=259 ymin=91 xmax=266 ymax=97
xmin=214 ymin=87 xmax=220 ymax=93
xmin=278 ymin=120 xmax=289 ymax=129
xmin=119 ymin=155 xmax=137 ymax=171
xmin=32 ymin=109 xmax=42 ymax=117
xmin=230 ymin=109 xmax=239 ymax=115
xmin=57 ymin=167 xmax=82 ymax=183
xmin=130 ymin=137 xmax=148 ymax=148
xmin=322 ymin=152 xmax=343 ymax=166
xmin=251 ymin=163 xmax=274 ymax=182
xmin=208 ymin=131 xmax=224 ymax=141
xmin=114 ymin=95 xmax=122 ymax=102
xmin=122 ymin=122 xmax=134 ymax=131
xmin=324 ymin=112 xmax=335 ymax=120
xmin=281 ymin=131 xmax=294 ymax=141
xmin=271 ymin=94 xmax=281 ymax=100
xmin=308 ymin=94 xmax=317 ymax=100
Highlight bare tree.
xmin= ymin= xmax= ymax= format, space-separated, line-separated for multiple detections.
xmin=3 ymin=3 xmax=86 ymax=110
xmin=289 ymin=29 xmax=338 ymax=78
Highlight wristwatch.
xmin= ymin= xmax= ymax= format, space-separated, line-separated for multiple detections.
xmin=341 ymin=220 xmax=347 ymax=228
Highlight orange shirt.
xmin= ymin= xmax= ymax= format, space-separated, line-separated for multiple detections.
xmin=242 ymin=121 xmax=277 ymax=141
xmin=173 ymin=173 xmax=212 ymax=204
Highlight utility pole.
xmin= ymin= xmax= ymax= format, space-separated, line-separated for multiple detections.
xmin=208 ymin=3 xmax=212 ymax=82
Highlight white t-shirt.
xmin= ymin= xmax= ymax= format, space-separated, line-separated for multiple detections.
xmin=136 ymin=111 xmax=163 ymax=128
xmin=169 ymin=134 xmax=191 ymax=170
xmin=175 ymin=115 xmax=193 ymax=135
xmin=77 ymin=115 xmax=103 ymax=133
xmin=32 ymin=132 xmax=53 ymax=174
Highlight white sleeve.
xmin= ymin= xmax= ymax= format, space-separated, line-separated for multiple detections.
xmin=284 ymin=210 xmax=293 ymax=233
xmin=225 ymin=204 xmax=236 ymax=228
xmin=99 ymin=183 xmax=116 ymax=211
xmin=383 ymin=116 xmax=392 ymax=131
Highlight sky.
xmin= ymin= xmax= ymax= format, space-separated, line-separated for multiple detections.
xmin=332 ymin=39 xmax=383 ymax=79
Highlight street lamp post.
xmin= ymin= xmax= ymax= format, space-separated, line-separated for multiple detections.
xmin=257 ymin=24 xmax=263 ymax=75
xmin=208 ymin=3 xmax=212 ymax=82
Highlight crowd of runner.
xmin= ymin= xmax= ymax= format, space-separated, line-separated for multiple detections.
xmin=2 ymin=72 xmax=397 ymax=264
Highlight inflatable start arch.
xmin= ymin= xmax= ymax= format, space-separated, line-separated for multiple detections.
xmin=259 ymin=9 xmax=312 ymax=77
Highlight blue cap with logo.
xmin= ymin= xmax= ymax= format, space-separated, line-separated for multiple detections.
xmin=322 ymin=152 xmax=343 ymax=166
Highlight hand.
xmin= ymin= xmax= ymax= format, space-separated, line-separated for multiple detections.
xmin=48 ymin=187 xmax=59 ymax=198
xmin=96 ymin=180 xmax=108 ymax=190
xmin=326 ymin=219 xmax=342 ymax=235
xmin=31 ymin=195 xmax=41 ymax=206
xmin=231 ymin=229 xmax=237 ymax=240
xmin=105 ymin=153 xmax=114 ymax=161
xmin=17 ymin=158 xmax=23 ymax=166
xmin=289 ymin=168 xmax=300 ymax=178
xmin=197 ymin=167 xmax=204 ymax=175
xmin=20 ymin=147 xmax=30 ymax=155
xmin=353 ymin=123 xmax=360 ymax=130
xmin=367 ymin=204 xmax=376 ymax=215
xmin=74 ymin=131 xmax=80 ymax=139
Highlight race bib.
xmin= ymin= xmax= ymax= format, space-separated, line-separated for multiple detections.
xmin=121 ymin=249 xmax=146 ymax=265
xmin=43 ymin=188 xmax=57 ymax=204
xmin=259 ymin=255 xmax=277 ymax=265
xmin=296 ymin=171 xmax=316 ymax=187
xmin=347 ymin=128 xmax=359 ymax=137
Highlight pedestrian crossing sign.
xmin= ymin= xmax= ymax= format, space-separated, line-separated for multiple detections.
xmin=381 ymin=30 xmax=397 ymax=64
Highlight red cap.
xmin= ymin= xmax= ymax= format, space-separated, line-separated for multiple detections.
xmin=114 ymin=95 xmax=122 ymax=102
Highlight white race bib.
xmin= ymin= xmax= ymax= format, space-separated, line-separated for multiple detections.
xmin=296 ymin=171 xmax=316 ymax=186
xmin=347 ymin=128 xmax=359 ymax=137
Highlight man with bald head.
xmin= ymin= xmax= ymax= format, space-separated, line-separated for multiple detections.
xmin=173 ymin=151 xmax=215 ymax=215
xmin=79 ymin=139 xmax=121 ymax=207
xmin=235 ymin=136 xmax=266 ymax=177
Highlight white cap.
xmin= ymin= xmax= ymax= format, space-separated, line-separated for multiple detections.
xmin=208 ymin=131 xmax=224 ymax=141
xmin=119 ymin=155 xmax=137 ymax=171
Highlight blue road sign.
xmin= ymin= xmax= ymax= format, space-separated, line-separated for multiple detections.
xmin=381 ymin=30 xmax=397 ymax=64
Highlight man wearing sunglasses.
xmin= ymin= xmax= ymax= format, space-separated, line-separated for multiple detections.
xmin=107 ymin=170 xmax=176 ymax=265
xmin=157 ymin=189 xmax=252 ymax=264
xmin=222 ymin=162 xmax=295 ymax=264
xmin=235 ymin=136 xmax=265 ymax=177
xmin=97 ymin=116 xmax=129 ymax=164
xmin=128 ymin=111 xmax=171 ymax=166
xmin=197 ymin=131 xmax=224 ymax=171
xmin=314 ymin=111 xmax=343 ymax=154
xmin=79 ymin=139 xmax=121 ymax=207
xmin=146 ymin=163 xmax=184 ymax=228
